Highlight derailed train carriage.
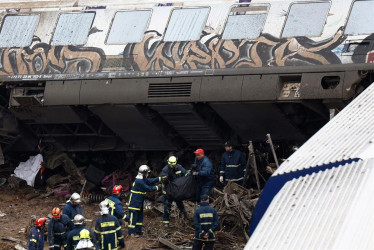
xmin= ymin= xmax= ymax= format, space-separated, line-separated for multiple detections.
xmin=0 ymin=0 xmax=373 ymax=154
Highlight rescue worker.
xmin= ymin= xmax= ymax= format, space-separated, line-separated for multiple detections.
xmin=63 ymin=193 xmax=83 ymax=221
xmin=193 ymin=149 xmax=214 ymax=202
xmin=161 ymin=156 xmax=187 ymax=227
xmin=95 ymin=201 xmax=125 ymax=250
xmin=193 ymin=195 xmax=219 ymax=250
xmin=104 ymin=185 xmax=128 ymax=224
xmin=128 ymin=165 xmax=163 ymax=237
xmin=75 ymin=229 xmax=96 ymax=250
xmin=48 ymin=207 xmax=74 ymax=249
xmin=67 ymin=215 xmax=97 ymax=250
xmin=29 ymin=217 xmax=47 ymax=250
xmin=220 ymin=141 xmax=247 ymax=184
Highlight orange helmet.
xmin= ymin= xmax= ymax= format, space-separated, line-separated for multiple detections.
xmin=51 ymin=207 xmax=61 ymax=219
xmin=35 ymin=217 xmax=47 ymax=227
xmin=112 ymin=185 xmax=123 ymax=195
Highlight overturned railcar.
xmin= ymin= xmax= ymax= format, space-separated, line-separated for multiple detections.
xmin=0 ymin=0 xmax=373 ymax=152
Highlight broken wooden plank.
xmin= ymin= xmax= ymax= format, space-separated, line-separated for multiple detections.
xmin=158 ymin=237 xmax=181 ymax=250
xmin=1 ymin=236 xmax=19 ymax=242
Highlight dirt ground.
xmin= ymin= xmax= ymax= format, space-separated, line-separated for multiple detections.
xmin=0 ymin=186 xmax=246 ymax=249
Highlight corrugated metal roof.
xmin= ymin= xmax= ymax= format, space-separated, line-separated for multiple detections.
xmin=246 ymin=159 xmax=374 ymax=249
xmin=275 ymin=83 xmax=374 ymax=176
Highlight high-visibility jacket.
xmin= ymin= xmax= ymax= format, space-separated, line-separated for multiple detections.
xmin=63 ymin=202 xmax=83 ymax=221
xmin=105 ymin=195 xmax=127 ymax=221
xmin=48 ymin=214 xmax=74 ymax=248
xmin=28 ymin=227 xmax=44 ymax=250
xmin=193 ymin=202 xmax=219 ymax=241
xmin=67 ymin=225 xmax=98 ymax=250
xmin=160 ymin=164 xmax=186 ymax=194
xmin=95 ymin=215 xmax=125 ymax=250
xmin=220 ymin=149 xmax=247 ymax=181
xmin=128 ymin=176 xmax=161 ymax=210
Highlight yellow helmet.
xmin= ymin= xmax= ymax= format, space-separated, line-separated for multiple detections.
xmin=167 ymin=156 xmax=177 ymax=165
xmin=79 ymin=229 xmax=90 ymax=239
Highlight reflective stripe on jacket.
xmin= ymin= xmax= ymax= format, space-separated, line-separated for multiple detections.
xmin=128 ymin=177 xmax=161 ymax=210
xmin=193 ymin=202 xmax=219 ymax=241
xmin=95 ymin=215 xmax=125 ymax=250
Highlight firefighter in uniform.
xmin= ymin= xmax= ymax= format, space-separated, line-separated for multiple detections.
xmin=29 ymin=217 xmax=47 ymax=250
xmin=128 ymin=165 xmax=163 ymax=237
xmin=161 ymin=156 xmax=187 ymax=226
xmin=67 ymin=215 xmax=97 ymax=250
xmin=63 ymin=193 xmax=83 ymax=221
xmin=48 ymin=207 xmax=74 ymax=249
xmin=105 ymin=185 xmax=128 ymax=224
xmin=193 ymin=195 xmax=219 ymax=250
xmin=95 ymin=200 xmax=125 ymax=250
xmin=220 ymin=141 xmax=247 ymax=184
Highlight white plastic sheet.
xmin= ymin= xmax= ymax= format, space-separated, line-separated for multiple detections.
xmin=13 ymin=154 xmax=43 ymax=187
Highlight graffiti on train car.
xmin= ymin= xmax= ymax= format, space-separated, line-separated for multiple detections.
xmin=0 ymin=39 xmax=105 ymax=76
xmin=123 ymin=28 xmax=347 ymax=71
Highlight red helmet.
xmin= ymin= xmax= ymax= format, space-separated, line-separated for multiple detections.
xmin=51 ymin=207 xmax=61 ymax=219
xmin=35 ymin=217 xmax=47 ymax=227
xmin=112 ymin=185 xmax=123 ymax=195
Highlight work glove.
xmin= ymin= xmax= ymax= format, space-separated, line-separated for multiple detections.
xmin=49 ymin=246 xmax=54 ymax=249
xmin=157 ymin=184 xmax=162 ymax=190
xmin=192 ymin=171 xmax=199 ymax=176
xmin=219 ymin=176 xmax=224 ymax=183
xmin=162 ymin=176 xmax=168 ymax=183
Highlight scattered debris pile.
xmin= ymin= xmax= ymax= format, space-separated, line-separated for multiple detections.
xmin=212 ymin=182 xmax=260 ymax=241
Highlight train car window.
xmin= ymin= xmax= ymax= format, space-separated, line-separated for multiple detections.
xmin=106 ymin=10 xmax=151 ymax=44
xmin=282 ymin=2 xmax=330 ymax=37
xmin=345 ymin=1 xmax=374 ymax=35
xmin=164 ymin=8 xmax=210 ymax=42
xmin=51 ymin=12 xmax=95 ymax=45
xmin=0 ymin=15 xmax=39 ymax=48
xmin=222 ymin=5 xmax=268 ymax=40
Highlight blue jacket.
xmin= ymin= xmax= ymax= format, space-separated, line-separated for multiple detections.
xmin=105 ymin=195 xmax=127 ymax=221
xmin=95 ymin=215 xmax=125 ymax=250
xmin=128 ymin=176 xmax=161 ymax=210
xmin=161 ymin=164 xmax=186 ymax=194
xmin=194 ymin=156 xmax=215 ymax=184
xmin=220 ymin=149 xmax=247 ymax=181
xmin=67 ymin=225 xmax=98 ymax=250
xmin=28 ymin=227 xmax=44 ymax=250
xmin=48 ymin=214 xmax=74 ymax=246
xmin=193 ymin=202 xmax=219 ymax=241
xmin=63 ymin=202 xmax=83 ymax=221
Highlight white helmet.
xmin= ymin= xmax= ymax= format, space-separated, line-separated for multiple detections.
xmin=99 ymin=200 xmax=109 ymax=215
xmin=139 ymin=165 xmax=151 ymax=174
xmin=137 ymin=165 xmax=151 ymax=179
xmin=73 ymin=214 xmax=85 ymax=225
xmin=70 ymin=193 xmax=81 ymax=203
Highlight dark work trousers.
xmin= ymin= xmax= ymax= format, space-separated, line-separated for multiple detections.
xmin=192 ymin=240 xmax=214 ymax=250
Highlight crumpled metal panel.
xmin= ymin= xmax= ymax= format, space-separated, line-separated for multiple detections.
xmin=0 ymin=15 xmax=39 ymax=48
xmin=345 ymin=1 xmax=374 ymax=35
xmin=247 ymin=159 xmax=374 ymax=249
xmin=164 ymin=8 xmax=209 ymax=42
xmin=52 ymin=12 xmax=95 ymax=45
xmin=222 ymin=14 xmax=266 ymax=40
xmin=282 ymin=2 xmax=330 ymax=37
xmin=106 ymin=10 xmax=151 ymax=44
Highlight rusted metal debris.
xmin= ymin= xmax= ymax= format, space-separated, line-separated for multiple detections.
xmin=212 ymin=182 xmax=260 ymax=241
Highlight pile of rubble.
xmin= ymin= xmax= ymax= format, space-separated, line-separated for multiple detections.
xmin=146 ymin=182 xmax=260 ymax=249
